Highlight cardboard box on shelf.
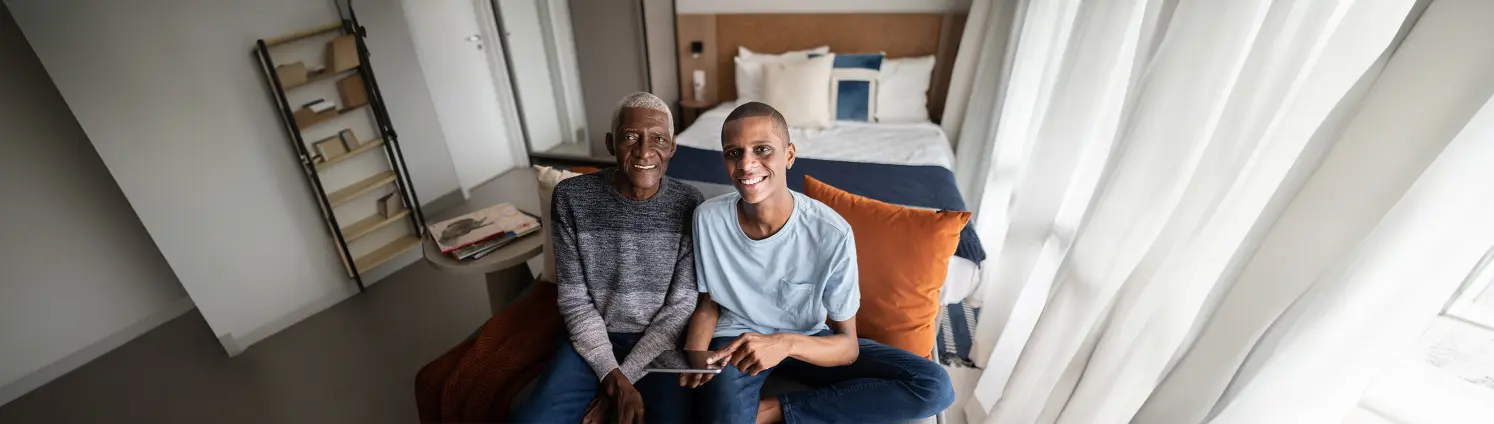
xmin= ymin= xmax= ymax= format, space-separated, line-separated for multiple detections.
xmin=313 ymin=135 xmax=349 ymax=160
xmin=327 ymin=35 xmax=360 ymax=72
xmin=378 ymin=192 xmax=405 ymax=218
xmin=294 ymin=107 xmax=338 ymax=129
xmin=276 ymin=62 xmax=308 ymax=87
xmin=338 ymin=74 xmax=369 ymax=108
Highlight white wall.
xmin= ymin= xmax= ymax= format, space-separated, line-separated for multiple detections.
xmin=4 ymin=0 xmax=463 ymax=355
xmin=0 ymin=4 xmax=192 ymax=405
xmin=676 ymin=0 xmax=971 ymax=14
xmin=500 ymin=0 xmax=566 ymax=151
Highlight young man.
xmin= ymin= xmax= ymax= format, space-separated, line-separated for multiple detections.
xmin=684 ymin=102 xmax=954 ymax=424
xmin=511 ymin=93 xmax=704 ymax=424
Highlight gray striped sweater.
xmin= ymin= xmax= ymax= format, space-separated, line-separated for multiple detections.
xmin=551 ymin=170 xmax=703 ymax=382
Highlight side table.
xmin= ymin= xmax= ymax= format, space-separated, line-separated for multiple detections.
xmin=679 ymin=99 xmax=718 ymax=130
xmin=423 ymin=232 xmax=544 ymax=314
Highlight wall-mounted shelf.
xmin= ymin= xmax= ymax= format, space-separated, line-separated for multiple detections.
xmin=356 ymin=235 xmax=422 ymax=274
xmin=342 ymin=210 xmax=410 ymax=242
xmin=256 ymin=13 xmax=426 ymax=292
xmin=284 ymin=67 xmax=359 ymax=91
xmin=264 ymin=22 xmax=343 ymax=47
xmin=329 ymin=171 xmax=397 ymax=207
xmin=296 ymin=103 xmax=369 ymax=130
xmin=316 ymin=138 xmax=384 ymax=171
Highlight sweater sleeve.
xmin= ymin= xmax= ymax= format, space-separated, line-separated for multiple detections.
xmin=617 ymin=227 xmax=699 ymax=382
xmin=552 ymin=188 xmax=620 ymax=380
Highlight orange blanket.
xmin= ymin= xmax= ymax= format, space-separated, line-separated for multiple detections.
xmin=415 ymin=284 xmax=562 ymax=423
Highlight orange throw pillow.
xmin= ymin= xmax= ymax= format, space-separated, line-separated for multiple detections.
xmin=803 ymin=176 xmax=971 ymax=357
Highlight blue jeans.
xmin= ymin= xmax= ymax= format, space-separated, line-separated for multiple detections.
xmin=510 ymin=333 xmax=691 ymax=423
xmin=697 ymin=332 xmax=955 ymax=424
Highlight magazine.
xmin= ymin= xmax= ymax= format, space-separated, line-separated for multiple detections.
xmin=427 ymin=203 xmax=540 ymax=253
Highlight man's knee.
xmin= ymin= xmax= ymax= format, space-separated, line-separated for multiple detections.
xmin=903 ymin=359 xmax=956 ymax=417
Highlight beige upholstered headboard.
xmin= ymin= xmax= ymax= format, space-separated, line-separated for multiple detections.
xmin=675 ymin=13 xmax=966 ymax=122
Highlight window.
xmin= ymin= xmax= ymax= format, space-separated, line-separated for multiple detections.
xmin=1352 ymin=248 xmax=1494 ymax=424
xmin=1446 ymin=249 xmax=1494 ymax=331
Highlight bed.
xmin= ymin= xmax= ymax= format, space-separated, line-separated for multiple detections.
xmin=670 ymin=17 xmax=984 ymax=419
xmin=667 ymin=103 xmax=985 ymax=305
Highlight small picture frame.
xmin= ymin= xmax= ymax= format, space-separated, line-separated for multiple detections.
xmin=337 ymin=129 xmax=359 ymax=150
xmin=314 ymin=136 xmax=348 ymax=160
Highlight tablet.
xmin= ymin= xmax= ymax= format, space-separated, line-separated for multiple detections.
xmin=645 ymin=350 xmax=724 ymax=374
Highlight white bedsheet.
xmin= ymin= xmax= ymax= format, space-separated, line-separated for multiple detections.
xmin=676 ymin=103 xmax=957 ymax=170
xmin=676 ymin=104 xmax=978 ymax=304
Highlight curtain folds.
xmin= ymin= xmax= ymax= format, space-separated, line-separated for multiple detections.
xmin=941 ymin=0 xmax=1433 ymax=422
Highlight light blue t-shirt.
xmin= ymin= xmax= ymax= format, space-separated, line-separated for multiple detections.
xmin=693 ymin=191 xmax=860 ymax=338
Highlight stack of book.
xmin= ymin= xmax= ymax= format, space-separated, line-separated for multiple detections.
xmin=427 ymin=202 xmax=541 ymax=261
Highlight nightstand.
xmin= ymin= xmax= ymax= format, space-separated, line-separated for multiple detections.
xmin=679 ymin=99 xmax=718 ymax=131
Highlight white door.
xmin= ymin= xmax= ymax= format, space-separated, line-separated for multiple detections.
xmin=498 ymin=0 xmax=567 ymax=153
xmin=402 ymin=0 xmax=522 ymax=192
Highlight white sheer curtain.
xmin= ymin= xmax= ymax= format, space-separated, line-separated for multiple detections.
xmin=941 ymin=0 xmax=1423 ymax=422
xmin=1207 ymin=94 xmax=1494 ymax=422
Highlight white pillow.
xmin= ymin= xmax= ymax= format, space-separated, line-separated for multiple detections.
xmin=762 ymin=54 xmax=835 ymax=129
xmin=534 ymin=165 xmax=582 ymax=283
xmin=734 ymin=46 xmax=830 ymax=103
xmin=876 ymin=55 xmax=937 ymax=123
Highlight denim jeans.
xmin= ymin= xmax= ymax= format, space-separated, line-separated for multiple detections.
xmin=510 ymin=333 xmax=691 ymax=423
xmin=697 ymin=332 xmax=955 ymax=424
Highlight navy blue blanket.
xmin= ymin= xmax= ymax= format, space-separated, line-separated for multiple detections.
xmin=667 ymin=145 xmax=985 ymax=263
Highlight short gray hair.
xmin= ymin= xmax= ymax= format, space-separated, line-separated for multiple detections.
xmin=611 ymin=92 xmax=674 ymax=136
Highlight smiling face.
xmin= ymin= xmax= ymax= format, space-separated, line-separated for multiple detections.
xmin=606 ymin=107 xmax=675 ymax=196
xmin=722 ymin=116 xmax=795 ymax=205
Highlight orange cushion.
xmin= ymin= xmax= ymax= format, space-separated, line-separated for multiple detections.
xmin=803 ymin=176 xmax=971 ymax=357
xmin=571 ymin=166 xmax=601 ymax=174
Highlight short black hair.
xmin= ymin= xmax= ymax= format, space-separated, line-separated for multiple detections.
xmin=722 ymin=102 xmax=791 ymax=146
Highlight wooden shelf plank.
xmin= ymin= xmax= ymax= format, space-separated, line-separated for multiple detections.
xmin=341 ymin=210 xmax=410 ymax=242
xmin=328 ymin=171 xmax=397 ymax=207
xmin=265 ymin=22 xmax=343 ymax=47
xmin=315 ymin=138 xmax=384 ymax=171
xmin=355 ymin=235 xmax=421 ymax=274
xmin=296 ymin=104 xmax=369 ymax=131
xmin=284 ymin=67 xmax=357 ymax=90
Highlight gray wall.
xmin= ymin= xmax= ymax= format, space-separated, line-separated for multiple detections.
xmin=643 ymin=0 xmax=679 ymax=113
xmin=0 ymin=3 xmax=191 ymax=405
xmin=569 ymin=0 xmax=651 ymax=157
xmin=5 ymin=0 xmax=462 ymax=355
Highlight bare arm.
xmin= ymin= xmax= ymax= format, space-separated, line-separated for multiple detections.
xmin=678 ymin=294 xmax=722 ymax=388
xmin=778 ymin=317 xmax=860 ymax=367
xmin=684 ymin=293 xmax=720 ymax=351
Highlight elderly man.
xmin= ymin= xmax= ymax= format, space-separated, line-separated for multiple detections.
xmin=511 ymin=92 xmax=704 ymax=424
xmin=682 ymin=102 xmax=954 ymax=424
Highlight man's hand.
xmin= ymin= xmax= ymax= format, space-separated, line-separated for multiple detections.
xmin=711 ymin=332 xmax=793 ymax=376
xmin=602 ymin=369 xmax=645 ymax=424
xmin=679 ymin=371 xmax=715 ymax=388
xmin=581 ymin=393 xmax=612 ymax=424
xmin=678 ymin=350 xmax=721 ymax=388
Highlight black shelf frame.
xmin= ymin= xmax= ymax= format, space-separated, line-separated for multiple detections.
xmin=253 ymin=12 xmax=426 ymax=292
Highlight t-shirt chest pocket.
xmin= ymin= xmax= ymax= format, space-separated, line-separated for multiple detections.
xmin=775 ymin=279 xmax=820 ymax=328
